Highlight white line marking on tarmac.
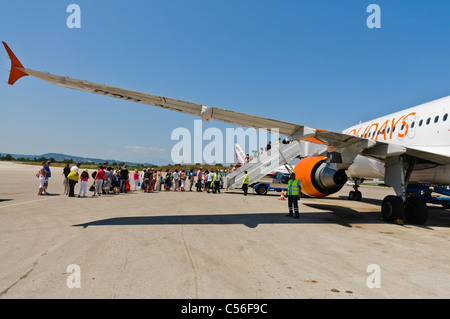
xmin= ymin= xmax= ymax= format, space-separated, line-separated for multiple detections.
xmin=0 ymin=196 xmax=59 ymax=209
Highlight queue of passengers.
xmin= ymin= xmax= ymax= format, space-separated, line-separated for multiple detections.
xmin=61 ymin=163 xmax=132 ymax=197
xmin=58 ymin=162 xmax=224 ymax=197
xmin=142 ymin=168 xmax=223 ymax=194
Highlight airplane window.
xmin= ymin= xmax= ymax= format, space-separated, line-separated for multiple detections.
xmin=426 ymin=118 xmax=431 ymax=125
xmin=419 ymin=119 xmax=423 ymax=126
xmin=444 ymin=114 xmax=448 ymax=121
xmin=387 ymin=128 xmax=390 ymax=134
xmin=434 ymin=116 xmax=439 ymax=123
xmin=411 ymin=122 xmax=415 ymax=128
xmin=392 ymin=126 xmax=396 ymax=132
xmin=401 ymin=124 xmax=405 ymax=130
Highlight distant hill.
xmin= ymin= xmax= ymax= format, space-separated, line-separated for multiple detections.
xmin=0 ymin=152 xmax=158 ymax=167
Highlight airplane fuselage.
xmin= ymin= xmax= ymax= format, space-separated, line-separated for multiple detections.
xmin=343 ymin=96 xmax=450 ymax=184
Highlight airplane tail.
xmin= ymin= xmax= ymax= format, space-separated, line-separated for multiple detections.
xmin=2 ymin=42 xmax=29 ymax=85
xmin=235 ymin=144 xmax=246 ymax=164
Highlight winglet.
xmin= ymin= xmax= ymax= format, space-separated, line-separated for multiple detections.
xmin=2 ymin=41 xmax=29 ymax=85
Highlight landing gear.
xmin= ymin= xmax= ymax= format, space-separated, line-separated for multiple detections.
xmin=381 ymin=195 xmax=428 ymax=225
xmin=404 ymin=196 xmax=428 ymax=225
xmin=348 ymin=190 xmax=361 ymax=201
xmin=348 ymin=178 xmax=363 ymax=201
xmin=382 ymin=156 xmax=428 ymax=225
xmin=381 ymin=196 xmax=404 ymax=223
xmin=348 ymin=190 xmax=362 ymax=201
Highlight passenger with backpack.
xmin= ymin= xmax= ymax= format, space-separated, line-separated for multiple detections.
xmin=78 ymin=169 xmax=89 ymax=197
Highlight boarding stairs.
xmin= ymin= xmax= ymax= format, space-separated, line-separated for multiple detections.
xmin=225 ymin=141 xmax=304 ymax=190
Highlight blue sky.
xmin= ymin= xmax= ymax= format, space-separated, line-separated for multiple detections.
xmin=1 ymin=1 xmax=450 ymax=165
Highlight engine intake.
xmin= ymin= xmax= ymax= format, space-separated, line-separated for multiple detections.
xmin=293 ymin=156 xmax=347 ymax=197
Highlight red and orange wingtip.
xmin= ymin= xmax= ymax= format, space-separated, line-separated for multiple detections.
xmin=2 ymin=41 xmax=29 ymax=85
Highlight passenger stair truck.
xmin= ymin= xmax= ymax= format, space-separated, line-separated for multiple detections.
xmin=225 ymin=141 xmax=305 ymax=191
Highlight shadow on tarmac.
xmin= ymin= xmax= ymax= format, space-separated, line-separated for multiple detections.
xmin=72 ymin=201 xmax=450 ymax=229
xmin=72 ymin=213 xmax=365 ymax=229
xmin=72 ymin=203 xmax=450 ymax=230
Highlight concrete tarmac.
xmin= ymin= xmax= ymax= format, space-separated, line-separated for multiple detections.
xmin=0 ymin=161 xmax=449 ymax=299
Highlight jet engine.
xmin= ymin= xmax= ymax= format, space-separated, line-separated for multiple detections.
xmin=293 ymin=156 xmax=348 ymax=197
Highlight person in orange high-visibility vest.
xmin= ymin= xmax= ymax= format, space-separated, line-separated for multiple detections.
xmin=286 ymin=172 xmax=301 ymax=218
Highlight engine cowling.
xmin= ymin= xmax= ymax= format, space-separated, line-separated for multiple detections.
xmin=293 ymin=156 xmax=348 ymax=197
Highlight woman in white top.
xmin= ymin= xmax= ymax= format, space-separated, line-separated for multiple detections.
xmin=172 ymin=170 xmax=179 ymax=191
xmin=38 ymin=163 xmax=47 ymax=195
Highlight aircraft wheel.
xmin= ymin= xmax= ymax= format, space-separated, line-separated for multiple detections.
xmin=348 ymin=191 xmax=362 ymax=201
xmin=405 ymin=197 xmax=428 ymax=225
xmin=348 ymin=191 xmax=355 ymax=200
xmin=381 ymin=196 xmax=404 ymax=223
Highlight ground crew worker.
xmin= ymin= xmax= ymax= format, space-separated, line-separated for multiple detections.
xmin=215 ymin=170 xmax=221 ymax=193
xmin=286 ymin=172 xmax=301 ymax=218
xmin=242 ymin=171 xmax=249 ymax=196
xmin=211 ymin=172 xmax=216 ymax=193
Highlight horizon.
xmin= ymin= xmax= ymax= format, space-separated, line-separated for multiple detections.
xmin=0 ymin=151 xmax=170 ymax=166
xmin=0 ymin=151 xmax=234 ymax=167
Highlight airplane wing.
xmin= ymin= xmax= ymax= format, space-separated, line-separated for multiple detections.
xmin=3 ymin=41 xmax=450 ymax=167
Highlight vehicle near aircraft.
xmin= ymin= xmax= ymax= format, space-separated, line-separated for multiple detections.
xmin=251 ymin=172 xmax=290 ymax=195
xmin=3 ymin=41 xmax=450 ymax=225
xmin=406 ymin=184 xmax=450 ymax=209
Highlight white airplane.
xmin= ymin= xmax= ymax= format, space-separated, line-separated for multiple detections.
xmin=3 ymin=41 xmax=450 ymax=224
xmin=234 ymin=144 xmax=246 ymax=165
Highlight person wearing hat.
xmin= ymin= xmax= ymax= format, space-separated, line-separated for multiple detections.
xmin=78 ymin=169 xmax=90 ymax=198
